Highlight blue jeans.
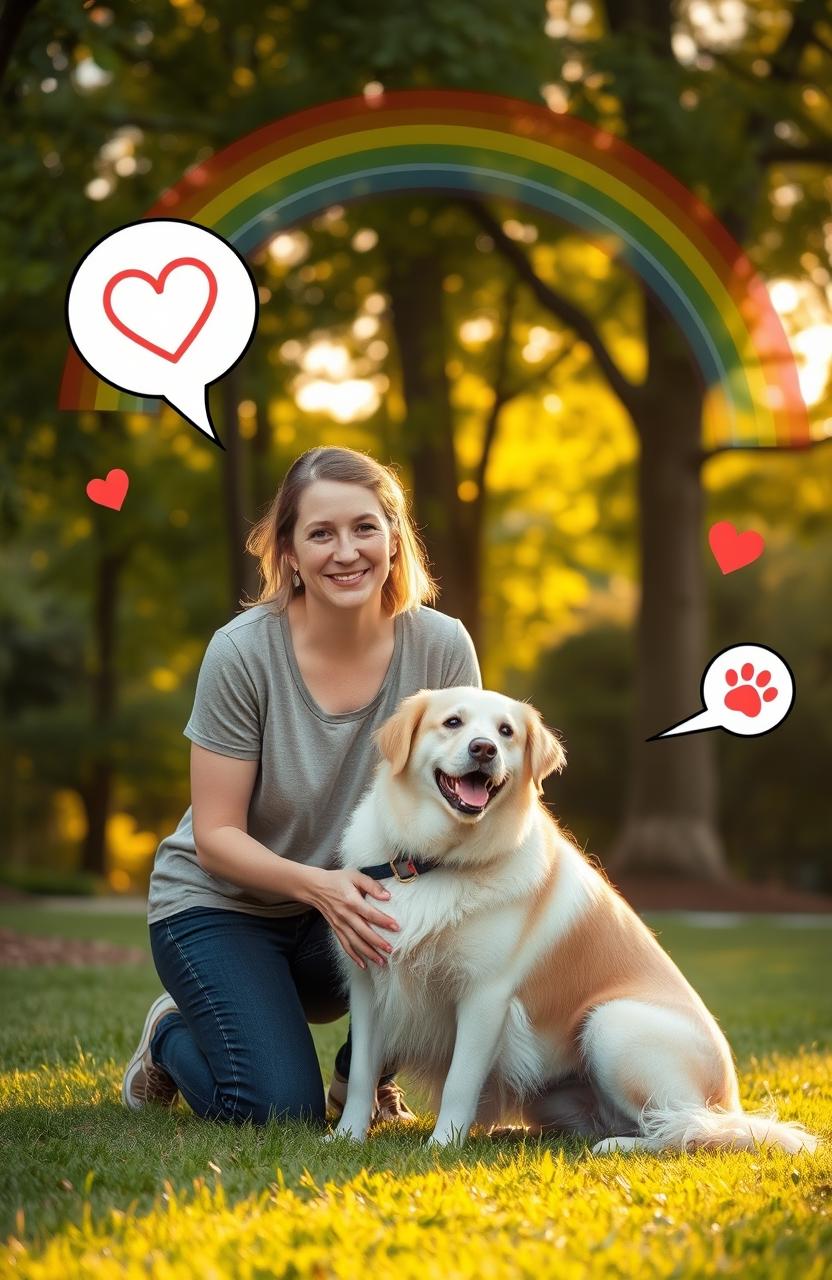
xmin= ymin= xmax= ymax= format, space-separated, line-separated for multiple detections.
xmin=148 ymin=905 xmax=376 ymax=1126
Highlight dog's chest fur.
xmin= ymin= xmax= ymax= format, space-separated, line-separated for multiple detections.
xmin=385 ymin=872 xmax=521 ymax=986
xmin=335 ymin=860 xmax=572 ymax=1096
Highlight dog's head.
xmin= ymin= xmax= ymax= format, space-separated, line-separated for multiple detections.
xmin=373 ymin=687 xmax=565 ymax=823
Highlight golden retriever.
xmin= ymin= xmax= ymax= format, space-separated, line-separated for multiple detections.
xmin=331 ymin=687 xmax=819 ymax=1153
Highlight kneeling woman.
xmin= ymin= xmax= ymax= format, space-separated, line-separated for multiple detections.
xmin=122 ymin=445 xmax=481 ymax=1127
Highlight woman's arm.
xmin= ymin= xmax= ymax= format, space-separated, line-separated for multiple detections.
xmin=191 ymin=742 xmax=319 ymax=902
xmin=190 ymin=743 xmax=398 ymax=968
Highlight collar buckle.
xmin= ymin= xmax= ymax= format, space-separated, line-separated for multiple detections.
xmin=388 ymin=854 xmax=419 ymax=883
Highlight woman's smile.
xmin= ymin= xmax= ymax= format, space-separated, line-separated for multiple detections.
xmin=326 ymin=567 xmax=371 ymax=586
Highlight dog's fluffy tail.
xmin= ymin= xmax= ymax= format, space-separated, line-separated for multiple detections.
xmin=640 ymin=1101 xmax=820 ymax=1154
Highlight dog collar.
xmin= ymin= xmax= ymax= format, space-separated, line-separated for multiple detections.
xmin=359 ymin=850 xmax=438 ymax=883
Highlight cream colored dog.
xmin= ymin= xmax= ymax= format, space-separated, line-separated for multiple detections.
xmin=332 ymin=687 xmax=819 ymax=1153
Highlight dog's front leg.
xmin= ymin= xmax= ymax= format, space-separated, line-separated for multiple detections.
xmin=428 ymin=985 xmax=512 ymax=1147
xmin=332 ymin=967 xmax=384 ymax=1142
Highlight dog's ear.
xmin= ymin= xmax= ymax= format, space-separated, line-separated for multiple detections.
xmin=523 ymin=705 xmax=566 ymax=792
xmin=373 ymin=690 xmax=432 ymax=776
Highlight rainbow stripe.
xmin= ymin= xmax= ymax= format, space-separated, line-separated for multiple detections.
xmin=59 ymin=90 xmax=809 ymax=450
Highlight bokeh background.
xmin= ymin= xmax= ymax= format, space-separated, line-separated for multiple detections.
xmin=2 ymin=0 xmax=831 ymax=902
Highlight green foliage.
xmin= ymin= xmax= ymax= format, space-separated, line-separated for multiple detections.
xmin=0 ymin=866 xmax=102 ymax=896
xmin=1 ymin=1 xmax=830 ymax=886
xmin=0 ymin=565 xmax=85 ymax=719
xmin=523 ymin=623 xmax=635 ymax=853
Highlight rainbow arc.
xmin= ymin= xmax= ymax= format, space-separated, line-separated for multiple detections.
xmin=59 ymin=90 xmax=809 ymax=450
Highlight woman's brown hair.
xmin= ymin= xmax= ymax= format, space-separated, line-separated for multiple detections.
xmin=242 ymin=446 xmax=438 ymax=616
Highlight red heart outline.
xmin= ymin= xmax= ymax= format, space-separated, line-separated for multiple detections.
xmin=102 ymin=257 xmax=218 ymax=364
xmin=708 ymin=520 xmax=765 ymax=574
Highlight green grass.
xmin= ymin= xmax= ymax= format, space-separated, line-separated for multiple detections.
xmin=0 ymin=906 xmax=830 ymax=1278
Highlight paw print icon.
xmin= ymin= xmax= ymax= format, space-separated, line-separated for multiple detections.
xmin=724 ymin=664 xmax=778 ymax=719
xmin=651 ymin=644 xmax=795 ymax=740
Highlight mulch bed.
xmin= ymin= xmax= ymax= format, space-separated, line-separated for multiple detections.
xmin=610 ymin=875 xmax=832 ymax=914
xmin=1 ymin=875 xmax=829 ymax=971
xmin=0 ymin=929 xmax=148 ymax=969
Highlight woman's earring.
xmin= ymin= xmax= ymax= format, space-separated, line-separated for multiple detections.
xmin=292 ymin=570 xmax=301 ymax=588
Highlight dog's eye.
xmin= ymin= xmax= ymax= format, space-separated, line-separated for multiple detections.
xmin=499 ymin=724 xmax=513 ymax=737
xmin=443 ymin=716 xmax=462 ymax=729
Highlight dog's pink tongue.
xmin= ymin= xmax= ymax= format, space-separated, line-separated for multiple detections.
xmin=456 ymin=774 xmax=489 ymax=807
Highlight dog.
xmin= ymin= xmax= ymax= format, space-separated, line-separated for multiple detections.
xmin=330 ymin=687 xmax=819 ymax=1154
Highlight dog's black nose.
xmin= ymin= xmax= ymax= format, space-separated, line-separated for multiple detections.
xmin=468 ymin=737 xmax=497 ymax=762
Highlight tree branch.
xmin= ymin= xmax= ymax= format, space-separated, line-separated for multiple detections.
xmin=462 ymin=199 xmax=642 ymax=421
xmin=759 ymin=141 xmax=832 ymax=167
xmin=699 ymin=435 xmax=831 ymax=465
xmin=767 ymin=0 xmax=829 ymax=82
xmin=701 ymin=48 xmax=832 ymax=150
xmin=471 ymin=282 xmax=516 ymax=499
xmin=500 ymin=346 xmax=569 ymax=408
xmin=809 ymin=32 xmax=832 ymax=61
xmin=0 ymin=0 xmax=40 ymax=84
xmin=489 ymin=280 xmax=517 ymax=407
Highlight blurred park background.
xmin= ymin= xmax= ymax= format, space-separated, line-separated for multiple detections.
xmin=2 ymin=0 xmax=831 ymax=905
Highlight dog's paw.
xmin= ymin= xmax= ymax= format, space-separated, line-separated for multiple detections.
xmin=426 ymin=1125 xmax=467 ymax=1148
xmin=591 ymin=1135 xmax=643 ymax=1155
xmin=327 ymin=1120 xmax=368 ymax=1143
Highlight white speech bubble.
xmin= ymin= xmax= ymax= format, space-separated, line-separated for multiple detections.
xmin=66 ymin=218 xmax=258 ymax=447
xmin=650 ymin=643 xmax=795 ymax=740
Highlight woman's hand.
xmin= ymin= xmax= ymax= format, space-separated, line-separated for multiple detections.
xmin=302 ymin=867 xmax=400 ymax=970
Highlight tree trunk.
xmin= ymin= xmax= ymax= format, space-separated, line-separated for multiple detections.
xmin=0 ymin=749 xmax=24 ymax=865
xmin=386 ymin=248 xmax=470 ymax=629
xmin=79 ymin=545 xmax=125 ymax=877
xmin=0 ymin=0 xmax=40 ymax=85
xmin=608 ymin=296 xmax=725 ymax=879
xmin=456 ymin=494 xmax=484 ymax=652
xmin=604 ymin=0 xmax=824 ymax=877
xmin=250 ymin=392 xmax=274 ymax=516
xmin=80 ymin=759 xmax=113 ymax=879
xmin=220 ymin=367 xmax=258 ymax=614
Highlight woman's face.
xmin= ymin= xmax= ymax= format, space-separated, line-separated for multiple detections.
xmin=287 ymin=480 xmax=398 ymax=610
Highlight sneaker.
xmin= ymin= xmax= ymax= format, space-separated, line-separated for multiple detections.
xmin=121 ymin=992 xmax=180 ymax=1111
xmin=374 ymin=1077 xmax=418 ymax=1124
xmin=326 ymin=1066 xmax=350 ymax=1122
xmin=326 ymin=1067 xmax=417 ymax=1126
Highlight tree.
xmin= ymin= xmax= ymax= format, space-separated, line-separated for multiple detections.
xmin=2 ymin=1 xmax=829 ymax=885
xmin=457 ymin=0 xmax=832 ymax=877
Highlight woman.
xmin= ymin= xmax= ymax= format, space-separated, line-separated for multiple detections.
xmin=122 ymin=445 xmax=482 ymax=1127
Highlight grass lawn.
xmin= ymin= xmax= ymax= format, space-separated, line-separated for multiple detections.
xmin=0 ymin=904 xmax=830 ymax=1278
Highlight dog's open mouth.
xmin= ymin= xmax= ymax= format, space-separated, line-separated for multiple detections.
xmin=434 ymin=768 xmax=505 ymax=815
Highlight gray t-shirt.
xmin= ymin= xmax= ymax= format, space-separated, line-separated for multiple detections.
xmin=147 ymin=603 xmax=482 ymax=924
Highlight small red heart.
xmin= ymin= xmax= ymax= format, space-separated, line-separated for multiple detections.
xmin=86 ymin=468 xmax=129 ymax=511
xmin=708 ymin=521 xmax=765 ymax=575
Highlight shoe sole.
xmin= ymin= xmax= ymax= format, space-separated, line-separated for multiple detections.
xmin=121 ymin=993 xmax=178 ymax=1111
xmin=325 ymin=1081 xmax=417 ymax=1127
xmin=326 ymin=1096 xmax=346 ymax=1124
xmin=326 ymin=1071 xmax=348 ymax=1122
